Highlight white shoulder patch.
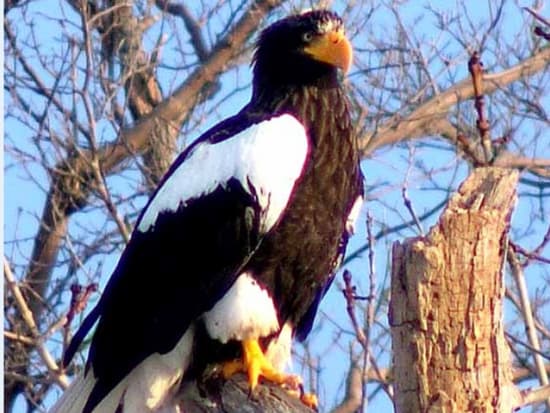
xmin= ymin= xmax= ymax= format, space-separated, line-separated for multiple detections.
xmin=346 ymin=195 xmax=363 ymax=235
xmin=138 ymin=114 xmax=309 ymax=233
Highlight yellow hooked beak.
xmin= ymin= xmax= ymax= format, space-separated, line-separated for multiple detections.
xmin=303 ymin=29 xmax=353 ymax=73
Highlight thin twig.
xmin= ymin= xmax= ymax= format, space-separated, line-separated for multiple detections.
xmin=344 ymin=198 xmax=448 ymax=266
xmin=508 ymin=247 xmax=550 ymax=410
xmin=78 ymin=8 xmax=132 ymax=244
xmin=506 ymin=287 xmax=550 ymax=341
xmin=510 ymin=225 xmax=550 ymax=267
xmin=155 ymin=0 xmax=209 ymax=62
xmin=4 ymin=330 xmax=35 ymax=346
xmin=360 ymin=211 xmax=377 ymax=412
xmin=4 ymin=257 xmax=69 ymax=389
xmin=468 ymin=51 xmax=493 ymax=163
xmin=518 ymin=384 xmax=550 ymax=409
xmin=401 ymin=187 xmax=424 ymax=236
xmin=505 ymin=332 xmax=550 ymax=361
xmin=522 ymin=7 xmax=550 ymax=27
xmin=342 ymin=270 xmax=367 ymax=347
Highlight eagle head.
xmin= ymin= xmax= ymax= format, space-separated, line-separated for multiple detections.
xmin=253 ymin=10 xmax=352 ymax=87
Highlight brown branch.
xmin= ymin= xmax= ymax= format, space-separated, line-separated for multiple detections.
xmin=468 ymin=51 xmax=493 ymax=163
xmin=513 ymin=364 xmax=550 ymax=382
xmin=329 ymin=360 xmax=363 ymax=413
xmin=342 ymin=270 xmax=367 ymax=347
xmin=361 ymin=47 xmax=550 ymax=156
xmin=492 ymin=152 xmax=550 ymax=178
xmin=4 ymin=330 xmax=35 ymax=346
xmin=155 ymin=0 xmax=209 ymax=62
xmin=518 ymin=384 xmax=550 ymax=410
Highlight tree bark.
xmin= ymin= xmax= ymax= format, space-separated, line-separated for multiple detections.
xmin=174 ymin=374 xmax=315 ymax=413
xmin=389 ymin=167 xmax=522 ymax=412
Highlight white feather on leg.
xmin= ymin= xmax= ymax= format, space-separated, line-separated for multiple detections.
xmin=49 ymin=327 xmax=195 ymax=413
xmin=265 ymin=322 xmax=293 ymax=372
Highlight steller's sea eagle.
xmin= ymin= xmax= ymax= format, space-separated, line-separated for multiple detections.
xmin=52 ymin=9 xmax=363 ymax=413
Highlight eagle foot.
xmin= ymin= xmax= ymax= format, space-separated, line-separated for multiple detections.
xmin=301 ymin=393 xmax=319 ymax=411
xmin=222 ymin=339 xmax=300 ymax=390
xmin=221 ymin=339 xmax=318 ymax=409
xmin=285 ymin=384 xmax=318 ymax=410
xmin=294 ymin=384 xmax=318 ymax=411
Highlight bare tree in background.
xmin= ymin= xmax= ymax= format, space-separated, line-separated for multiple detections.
xmin=4 ymin=1 xmax=550 ymax=412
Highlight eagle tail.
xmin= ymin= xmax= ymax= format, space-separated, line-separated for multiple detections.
xmin=50 ymin=327 xmax=195 ymax=413
xmin=48 ymin=372 xmax=96 ymax=413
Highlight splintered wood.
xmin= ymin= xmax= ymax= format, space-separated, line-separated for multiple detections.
xmin=390 ymin=167 xmax=520 ymax=413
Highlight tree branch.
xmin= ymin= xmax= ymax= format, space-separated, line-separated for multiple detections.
xmin=361 ymin=47 xmax=550 ymax=156
xmin=4 ymin=257 xmax=69 ymax=390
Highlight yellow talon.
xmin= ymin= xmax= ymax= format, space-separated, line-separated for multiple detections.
xmin=220 ymin=338 xmax=317 ymax=409
xmin=221 ymin=339 xmax=299 ymax=389
xmin=301 ymin=392 xmax=318 ymax=410
xmin=286 ymin=387 xmax=318 ymax=410
xmin=243 ymin=338 xmax=296 ymax=389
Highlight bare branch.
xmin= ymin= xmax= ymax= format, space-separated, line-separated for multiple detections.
xmin=362 ymin=47 xmax=550 ymax=156
xmin=4 ymin=257 xmax=69 ymax=389
xmin=155 ymin=0 xmax=209 ymax=62
xmin=517 ymin=384 xmax=550 ymax=410
xmin=507 ymin=247 xmax=550 ymax=410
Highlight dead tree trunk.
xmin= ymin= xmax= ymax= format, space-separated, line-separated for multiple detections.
xmin=389 ymin=167 xmax=521 ymax=412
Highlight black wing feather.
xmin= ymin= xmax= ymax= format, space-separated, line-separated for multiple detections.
xmin=82 ymin=178 xmax=262 ymax=412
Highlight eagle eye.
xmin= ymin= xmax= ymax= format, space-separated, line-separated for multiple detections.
xmin=302 ymin=31 xmax=314 ymax=43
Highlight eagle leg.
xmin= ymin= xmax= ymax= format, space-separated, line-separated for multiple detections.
xmin=221 ymin=339 xmax=318 ymax=409
xmin=222 ymin=339 xmax=300 ymax=390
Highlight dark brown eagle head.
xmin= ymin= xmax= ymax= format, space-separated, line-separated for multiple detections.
xmin=252 ymin=10 xmax=352 ymax=91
